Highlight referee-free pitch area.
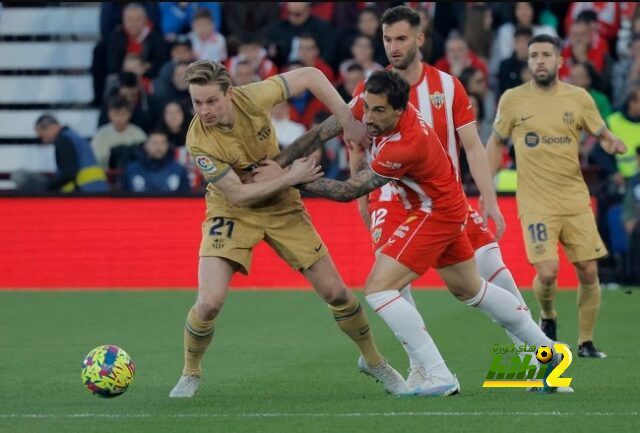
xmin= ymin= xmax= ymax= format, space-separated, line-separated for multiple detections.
xmin=0 ymin=289 xmax=638 ymax=433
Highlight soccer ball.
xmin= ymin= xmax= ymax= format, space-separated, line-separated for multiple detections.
xmin=81 ymin=345 xmax=135 ymax=398
xmin=536 ymin=346 xmax=554 ymax=364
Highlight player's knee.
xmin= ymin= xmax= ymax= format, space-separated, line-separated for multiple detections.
xmin=195 ymin=299 xmax=224 ymax=321
xmin=537 ymin=266 xmax=558 ymax=286
xmin=575 ymin=261 xmax=598 ymax=284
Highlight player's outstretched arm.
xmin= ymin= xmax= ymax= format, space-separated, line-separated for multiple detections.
xmin=274 ymin=114 xmax=344 ymax=168
xmin=458 ymin=124 xmax=505 ymax=239
xmin=299 ymin=166 xmax=390 ymax=203
xmin=195 ymin=156 xmax=323 ymax=207
xmin=279 ymin=67 xmax=367 ymax=148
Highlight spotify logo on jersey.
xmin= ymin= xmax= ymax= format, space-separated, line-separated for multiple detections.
xmin=525 ymin=132 xmax=540 ymax=148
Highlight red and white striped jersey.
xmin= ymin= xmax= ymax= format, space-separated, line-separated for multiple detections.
xmin=366 ymin=103 xmax=468 ymax=217
xmin=351 ymin=63 xmax=476 ymax=203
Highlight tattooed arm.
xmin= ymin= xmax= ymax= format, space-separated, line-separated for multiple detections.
xmin=274 ymin=114 xmax=344 ymax=168
xmin=299 ymin=164 xmax=391 ymax=202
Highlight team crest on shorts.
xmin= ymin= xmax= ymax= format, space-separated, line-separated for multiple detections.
xmin=196 ymin=155 xmax=216 ymax=173
xmin=430 ymin=92 xmax=444 ymax=109
xmin=372 ymin=228 xmax=382 ymax=244
xmin=534 ymin=244 xmax=546 ymax=255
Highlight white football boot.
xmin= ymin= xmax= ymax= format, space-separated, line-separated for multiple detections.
xmin=410 ymin=369 xmax=461 ymax=397
xmin=169 ymin=374 xmax=201 ymax=398
xmin=357 ymin=356 xmax=409 ymax=395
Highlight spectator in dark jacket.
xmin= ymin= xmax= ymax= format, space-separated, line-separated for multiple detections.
xmin=498 ymin=27 xmax=533 ymax=97
xmin=122 ymin=130 xmax=189 ymax=193
xmin=265 ymin=2 xmax=336 ymax=68
xmin=222 ymin=2 xmax=279 ymax=42
xmin=153 ymin=61 xmax=191 ymax=109
xmin=106 ymin=3 xmax=168 ymax=80
xmin=12 ymin=114 xmax=108 ymax=193
xmin=100 ymin=2 xmax=160 ymax=41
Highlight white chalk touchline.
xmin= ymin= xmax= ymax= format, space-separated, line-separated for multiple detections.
xmin=0 ymin=411 xmax=638 ymax=419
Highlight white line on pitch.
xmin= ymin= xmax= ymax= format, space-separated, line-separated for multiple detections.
xmin=0 ymin=412 xmax=638 ymax=419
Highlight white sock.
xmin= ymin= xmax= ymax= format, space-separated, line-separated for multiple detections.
xmin=475 ymin=243 xmax=531 ymax=354
xmin=465 ymin=280 xmax=554 ymax=349
xmin=398 ymin=284 xmax=420 ymax=368
xmin=366 ymin=290 xmax=449 ymax=373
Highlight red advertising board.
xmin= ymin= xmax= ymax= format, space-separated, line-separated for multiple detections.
xmin=0 ymin=197 xmax=579 ymax=289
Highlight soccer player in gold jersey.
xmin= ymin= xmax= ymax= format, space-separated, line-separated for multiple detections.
xmin=487 ymin=34 xmax=626 ymax=358
xmin=169 ymin=60 xmax=407 ymax=398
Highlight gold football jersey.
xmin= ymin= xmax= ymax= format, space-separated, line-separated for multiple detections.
xmin=493 ymin=81 xmax=605 ymax=216
xmin=186 ymin=76 xmax=300 ymax=213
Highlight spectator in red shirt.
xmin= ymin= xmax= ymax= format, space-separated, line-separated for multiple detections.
xmin=559 ymin=14 xmax=610 ymax=82
xmin=434 ymin=33 xmax=488 ymax=78
xmin=224 ymin=35 xmax=278 ymax=81
xmin=297 ymin=33 xmax=335 ymax=82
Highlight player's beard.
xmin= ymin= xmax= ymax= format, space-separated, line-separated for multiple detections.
xmin=533 ymin=67 xmax=557 ymax=86
xmin=389 ymin=44 xmax=418 ymax=71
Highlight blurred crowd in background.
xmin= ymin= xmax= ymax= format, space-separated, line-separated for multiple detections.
xmin=5 ymin=2 xmax=640 ymax=282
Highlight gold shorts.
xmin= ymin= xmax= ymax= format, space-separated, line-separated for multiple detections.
xmin=520 ymin=211 xmax=607 ymax=264
xmin=199 ymin=205 xmax=328 ymax=274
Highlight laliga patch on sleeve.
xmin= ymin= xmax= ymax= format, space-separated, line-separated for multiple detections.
xmin=196 ymin=155 xmax=217 ymax=173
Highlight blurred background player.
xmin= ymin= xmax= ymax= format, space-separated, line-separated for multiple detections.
xmin=169 ymin=60 xmax=406 ymax=398
xmin=487 ymin=34 xmax=626 ymax=358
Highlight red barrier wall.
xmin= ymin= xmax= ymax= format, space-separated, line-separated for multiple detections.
xmin=0 ymin=197 xmax=579 ymax=289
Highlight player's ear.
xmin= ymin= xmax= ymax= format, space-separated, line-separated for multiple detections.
xmin=416 ymin=31 xmax=425 ymax=48
xmin=557 ymin=53 xmax=564 ymax=70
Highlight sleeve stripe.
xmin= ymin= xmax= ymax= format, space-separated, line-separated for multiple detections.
xmin=369 ymin=164 xmax=400 ymax=180
xmin=276 ymin=74 xmax=291 ymax=99
xmin=206 ymin=165 xmax=232 ymax=183
xmin=455 ymin=120 xmax=477 ymax=131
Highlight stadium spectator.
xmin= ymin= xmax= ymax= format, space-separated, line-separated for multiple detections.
xmin=188 ymin=8 xmax=227 ymax=62
xmin=416 ymin=6 xmax=445 ymax=64
xmin=337 ymin=63 xmax=365 ymax=102
xmin=314 ymin=111 xmax=346 ymax=181
xmin=564 ymin=2 xmax=621 ymax=44
xmin=122 ymin=130 xmax=190 ymax=193
xmin=612 ymin=35 xmax=640 ymax=108
xmin=462 ymin=2 xmax=493 ymax=59
xmin=559 ymin=15 xmax=610 ymax=83
xmin=490 ymin=2 xmax=557 ymax=76
xmin=106 ymin=3 xmax=168 ymax=81
xmin=497 ymin=27 xmax=533 ymax=97
xmin=569 ymin=62 xmax=612 ymax=119
xmin=608 ymin=86 xmax=640 ymax=180
xmin=12 ymin=115 xmax=108 ymax=193
xmin=158 ymin=101 xmax=190 ymax=148
xmin=354 ymin=7 xmax=387 ymax=66
xmin=459 ymin=67 xmax=493 ymax=141
xmin=153 ymin=61 xmax=191 ymax=109
xmin=296 ymin=34 xmax=335 ymax=82
xmin=91 ymin=95 xmax=147 ymax=171
xmin=338 ymin=35 xmax=383 ymax=82
xmin=159 ymin=2 xmax=221 ymax=41
xmin=271 ymin=102 xmax=306 ymax=149
xmin=434 ymin=33 xmax=488 ymax=78
xmin=231 ymin=59 xmax=259 ymax=86
xmin=99 ymin=2 xmax=160 ymax=41
xmin=99 ymin=72 xmax=161 ymax=134
xmin=156 ymin=37 xmax=196 ymax=95
xmin=284 ymin=62 xmax=327 ymax=129
xmin=265 ymin=2 xmax=336 ymax=68
xmin=221 ymin=2 xmax=279 ymax=42
xmin=224 ymin=35 xmax=278 ymax=81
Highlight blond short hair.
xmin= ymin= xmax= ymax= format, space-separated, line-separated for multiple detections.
xmin=184 ymin=60 xmax=231 ymax=93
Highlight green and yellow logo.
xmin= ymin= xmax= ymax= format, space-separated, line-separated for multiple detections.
xmin=482 ymin=343 xmax=572 ymax=388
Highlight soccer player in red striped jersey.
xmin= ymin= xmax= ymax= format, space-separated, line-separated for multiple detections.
xmin=272 ymin=5 xmax=533 ymax=391
xmin=265 ymin=70 xmax=560 ymax=396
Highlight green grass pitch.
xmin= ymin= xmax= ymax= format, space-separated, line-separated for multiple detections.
xmin=0 ymin=289 xmax=638 ymax=433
